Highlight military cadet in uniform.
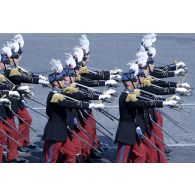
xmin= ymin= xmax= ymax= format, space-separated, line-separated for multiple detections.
xmin=42 ymin=59 xmax=105 ymax=162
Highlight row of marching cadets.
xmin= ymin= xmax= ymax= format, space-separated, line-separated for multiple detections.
xmin=0 ymin=34 xmax=50 ymax=163
xmin=115 ymin=33 xmax=191 ymax=163
xmin=42 ymin=35 xmax=123 ymax=163
xmin=0 ymin=33 xmax=192 ymax=163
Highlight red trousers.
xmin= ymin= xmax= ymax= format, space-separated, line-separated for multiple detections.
xmin=87 ymin=112 xmax=100 ymax=145
xmin=0 ymin=121 xmax=6 ymax=162
xmin=17 ymin=107 xmax=32 ymax=146
xmin=142 ymin=133 xmax=158 ymax=163
xmin=116 ymin=142 xmax=146 ymax=163
xmin=155 ymin=110 xmax=163 ymax=128
xmin=1 ymin=117 xmax=19 ymax=161
xmin=78 ymin=119 xmax=93 ymax=160
xmin=43 ymin=137 xmax=76 ymax=163
xmin=152 ymin=111 xmax=167 ymax=163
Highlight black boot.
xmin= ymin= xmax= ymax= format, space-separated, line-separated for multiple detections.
xmin=26 ymin=144 xmax=37 ymax=149
xmin=18 ymin=147 xmax=30 ymax=153
xmin=76 ymin=154 xmax=85 ymax=163
xmin=8 ymin=158 xmax=27 ymax=163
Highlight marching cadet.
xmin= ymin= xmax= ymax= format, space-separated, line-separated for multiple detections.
xmin=0 ymin=40 xmax=49 ymax=153
xmin=115 ymin=60 xmax=179 ymax=163
xmin=78 ymin=34 xmax=122 ymax=81
xmin=64 ymin=55 xmax=114 ymax=161
xmin=135 ymin=51 xmax=191 ymax=162
xmin=140 ymin=34 xmax=188 ymax=79
xmin=42 ymin=59 xmax=105 ymax=163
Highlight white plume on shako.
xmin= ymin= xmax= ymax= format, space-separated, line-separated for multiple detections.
xmin=65 ymin=53 xmax=77 ymax=69
xmin=50 ymin=59 xmax=63 ymax=73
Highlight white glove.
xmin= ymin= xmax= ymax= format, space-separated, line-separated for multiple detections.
xmin=89 ymin=103 xmax=105 ymax=109
xmin=99 ymin=94 xmax=111 ymax=100
xmin=104 ymin=89 xmax=117 ymax=96
xmin=0 ymin=98 xmax=11 ymax=107
xmin=176 ymin=87 xmax=190 ymax=96
xmin=110 ymin=74 xmax=122 ymax=81
xmin=105 ymin=80 xmax=118 ymax=87
xmin=39 ymin=75 xmax=48 ymax=81
xmin=18 ymin=86 xmax=31 ymax=92
xmin=166 ymin=95 xmax=181 ymax=102
xmin=178 ymin=82 xmax=191 ymax=90
xmin=94 ymin=103 xmax=105 ymax=109
xmin=39 ymin=79 xmax=50 ymax=87
xmin=174 ymin=69 xmax=187 ymax=76
xmin=163 ymin=100 xmax=178 ymax=107
xmin=18 ymin=85 xmax=34 ymax=99
xmin=176 ymin=62 xmax=186 ymax=69
xmin=8 ymin=91 xmax=20 ymax=99
xmin=89 ymin=103 xmax=96 ymax=109
xmin=110 ymin=69 xmax=123 ymax=75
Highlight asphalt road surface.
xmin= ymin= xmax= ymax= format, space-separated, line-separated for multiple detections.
xmin=1 ymin=33 xmax=195 ymax=163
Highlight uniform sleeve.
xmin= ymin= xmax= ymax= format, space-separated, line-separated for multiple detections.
xmin=49 ymin=93 xmax=90 ymax=109
xmin=81 ymin=70 xmax=110 ymax=80
xmin=77 ymin=77 xmax=106 ymax=87
xmin=6 ymin=69 xmax=40 ymax=85
xmin=0 ymin=90 xmax=9 ymax=97
xmin=63 ymin=91 xmax=100 ymax=100
xmin=141 ymin=85 xmax=176 ymax=95
xmin=156 ymin=63 xmax=176 ymax=71
xmin=150 ymin=69 xmax=175 ymax=78
xmin=124 ymin=92 xmax=164 ymax=109
xmin=152 ymin=79 xmax=177 ymax=88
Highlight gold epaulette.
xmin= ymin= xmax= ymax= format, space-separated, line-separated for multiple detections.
xmin=141 ymin=79 xmax=151 ymax=87
xmin=0 ymin=74 xmax=6 ymax=82
xmin=9 ymin=68 xmax=21 ymax=77
xmin=134 ymin=89 xmax=140 ymax=96
xmin=145 ymin=76 xmax=154 ymax=82
xmin=126 ymin=93 xmax=137 ymax=102
xmin=75 ymin=75 xmax=81 ymax=81
xmin=70 ymin=83 xmax=77 ymax=88
xmin=50 ymin=93 xmax=65 ymax=103
xmin=62 ymin=86 xmax=78 ymax=94
xmin=79 ymin=66 xmax=89 ymax=74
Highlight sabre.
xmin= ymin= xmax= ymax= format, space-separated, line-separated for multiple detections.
xmin=139 ymin=88 xmax=162 ymax=98
xmin=79 ymin=110 xmax=114 ymax=139
xmin=66 ymin=125 xmax=102 ymax=154
xmin=0 ymin=143 xmax=9 ymax=152
xmin=151 ymin=131 xmax=172 ymax=151
xmin=9 ymin=108 xmax=40 ymax=134
xmin=0 ymin=128 xmax=21 ymax=146
xmin=27 ymin=98 xmax=47 ymax=107
xmin=158 ymin=110 xmax=179 ymax=124
xmin=50 ymin=89 xmax=115 ymax=122
xmin=149 ymin=115 xmax=179 ymax=143
xmin=95 ymin=108 xmax=115 ymax=121
xmin=0 ymin=116 xmax=29 ymax=143
xmin=74 ymin=123 xmax=99 ymax=147
xmin=143 ymin=134 xmax=167 ymax=158
xmin=157 ymin=110 xmax=189 ymax=133
xmin=27 ymin=106 xmax=49 ymax=119
xmin=97 ymin=108 xmax=119 ymax=122
xmin=74 ymin=82 xmax=102 ymax=94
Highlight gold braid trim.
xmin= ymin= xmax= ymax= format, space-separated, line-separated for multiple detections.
xmin=62 ymin=86 xmax=78 ymax=94
xmin=79 ymin=66 xmax=89 ymax=74
xmin=0 ymin=74 xmax=6 ymax=82
xmin=75 ymin=75 xmax=81 ymax=81
xmin=50 ymin=93 xmax=65 ymax=103
xmin=134 ymin=89 xmax=141 ymax=96
xmin=141 ymin=79 xmax=151 ymax=87
xmin=9 ymin=68 xmax=21 ymax=77
xmin=126 ymin=93 xmax=137 ymax=102
xmin=145 ymin=76 xmax=154 ymax=82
